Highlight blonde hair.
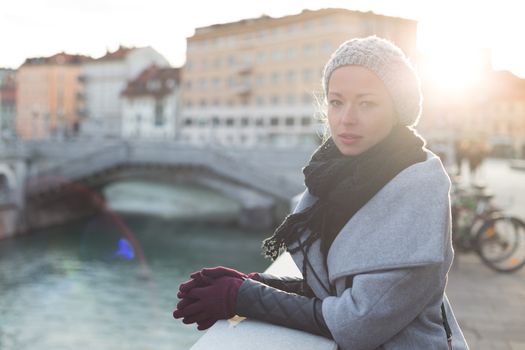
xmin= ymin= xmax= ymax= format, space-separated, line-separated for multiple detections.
xmin=312 ymin=89 xmax=331 ymax=144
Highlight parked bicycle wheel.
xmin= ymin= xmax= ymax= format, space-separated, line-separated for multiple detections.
xmin=476 ymin=216 xmax=525 ymax=273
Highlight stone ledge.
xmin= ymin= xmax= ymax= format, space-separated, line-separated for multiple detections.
xmin=189 ymin=252 xmax=337 ymax=350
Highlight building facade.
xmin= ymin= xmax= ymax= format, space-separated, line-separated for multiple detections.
xmin=419 ymin=60 xmax=525 ymax=159
xmin=0 ymin=68 xmax=16 ymax=139
xmin=121 ymin=65 xmax=181 ymax=140
xmin=181 ymin=8 xmax=417 ymax=147
xmin=16 ymin=53 xmax=90 ymax=140
xmin=79 ymin=46 xmax=170 ymax=138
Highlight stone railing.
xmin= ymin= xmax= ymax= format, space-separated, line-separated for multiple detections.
xmin=189 ymin=252 xmax=337 ymax=350
xmin=189 ymin=193 xmax=337 ymax=350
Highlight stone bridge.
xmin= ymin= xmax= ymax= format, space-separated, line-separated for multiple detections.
xmin=1 ymin=140 xmax=313 ymax=237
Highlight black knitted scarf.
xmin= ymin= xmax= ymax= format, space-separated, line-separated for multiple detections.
xmin=262 ymin=125 xmax=427 ymax=265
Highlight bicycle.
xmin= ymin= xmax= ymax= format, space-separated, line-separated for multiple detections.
xmin=450 ymin=179 xmax=525 ymax=273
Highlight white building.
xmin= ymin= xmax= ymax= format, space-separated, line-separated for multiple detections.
xmin=79 ymin=46 xmax=170 ymax=138
xmin=121 ymin=65 xmax=180 ymax=140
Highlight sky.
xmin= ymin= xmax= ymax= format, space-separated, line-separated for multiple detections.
xmin=2 ymin=0 xmax=525 ymax=81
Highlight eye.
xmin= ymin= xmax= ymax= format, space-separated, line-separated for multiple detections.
xmin=359 ymin=101 xmax=376 ymax=108
xmin=329 ymin=99 xmax=342 ymax=107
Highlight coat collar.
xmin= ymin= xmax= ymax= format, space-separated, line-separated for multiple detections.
xmin=289 ymin=149 xmax=452 ymax=283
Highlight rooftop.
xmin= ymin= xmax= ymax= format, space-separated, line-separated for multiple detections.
xmin=121 ymin=64 xmax=180 ymax=99
xmin=22 ymin=52 xmax=93 ymax=66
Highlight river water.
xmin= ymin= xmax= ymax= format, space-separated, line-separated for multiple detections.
xmin=0 ymin=182 xmax=274 ymax=349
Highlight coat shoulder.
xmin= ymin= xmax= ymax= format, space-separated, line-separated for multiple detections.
xmin=326 ymin=149 xmax=453 ymax=280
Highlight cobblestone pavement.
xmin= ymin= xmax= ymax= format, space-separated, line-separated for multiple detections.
xmin=446 ymin=253 xmax=525 ymax=350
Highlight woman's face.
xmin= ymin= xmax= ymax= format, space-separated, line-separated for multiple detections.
xmin=327 ymin=65 xmax=398 ymax=156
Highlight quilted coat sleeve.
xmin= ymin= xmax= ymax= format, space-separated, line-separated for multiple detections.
xmin=321 ymin=263 xmax=443 ymax=350
xmin=235 ymin=278 xmax=332 ymax=338
xmin=256 ymin=272 xmax=316 ymax=298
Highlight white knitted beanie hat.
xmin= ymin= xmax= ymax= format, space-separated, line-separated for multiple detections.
xmin=322 ymin=35 xmax=422 ymax=126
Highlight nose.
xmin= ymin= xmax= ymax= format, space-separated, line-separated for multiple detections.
xmin=340 ymin=103 xmax=358 ymax=125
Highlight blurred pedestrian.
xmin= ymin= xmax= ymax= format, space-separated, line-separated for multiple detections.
xmin=454 ymin=138 xmax=469 ymax=176
xmin=467 ymin=137 xmax=490 ymax=184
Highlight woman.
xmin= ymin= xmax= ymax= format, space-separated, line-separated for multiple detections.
xmin=173 ymin=36 xmax=469 ymax=350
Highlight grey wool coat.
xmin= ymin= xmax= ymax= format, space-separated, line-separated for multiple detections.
xmin=287 ymin=149 xmax=470 ymax=350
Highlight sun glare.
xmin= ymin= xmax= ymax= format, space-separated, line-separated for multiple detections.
xmin=419 ymin=47 xmax=488 ymax=94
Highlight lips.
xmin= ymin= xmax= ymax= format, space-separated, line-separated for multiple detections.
xmin=338 ymin=133 xmax=362 ymax=145
xmin=339 ymin=133 xmax=362 ymax=140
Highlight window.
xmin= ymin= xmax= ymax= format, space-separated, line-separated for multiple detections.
xmin=285 ymin=116 xmax=295 ymax=126
xmin=255 ymin=117 xmax=264 ymax=126
xmin=287 ymin=47 xmax=298 ymax=60
xmin=241 ymin=116 xmax=249 ymax=127
xmin=154 ymin=101 xmax=164 ymax=126
xmin=286 ymin=94 xmax=296 ymax=105
xmin=302 ymin=93 xmax=312 ymax=104
xmin=226 ymin=118 xmax=234 ymax=126
xmin=302 ymin=68 xmax=313 ymax=82
xmin=147 ymin=79 xmax=161 ymax=91
xmin=303 ymin=20 xmax=314 ymax=31
xmin=255 ymin=74 xmax=265 ymax=86
xmin=184 ymin=118 xmax=193 ymax=126
xmin=320 ymin=17 xmax=332 ymax=28
xmin=256 ymin=52 xmax=266 ymax=63
xmin=270 ymin=116 xmax=279 ymax=126
xmin=200 ymin=99 xmax=207 ymax=107
xmin=227 ymin=36 xmax=237 ymax=46
xmin=303 ymin=45 xmax=314 ymax=57
xmin=271 ymin=96 xmax=280 ymax=105
xmin=256 ymin=96 xmax=265 ymax=105
xmin=271 ymin=72 xmax=281 ymax=84
xmin=321 ymin=41 xmax=334 ymax=54
xmin=272 ymin=49 xmax=283 ymax=61
xmin=301 ymin=116 xmax=312 ymax=126
xmin=240 ymin=54 xmax=253 ymax=66
xmin=286 ymin=70 xmax=296 ymax=83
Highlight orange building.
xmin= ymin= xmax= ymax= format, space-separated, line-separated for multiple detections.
xmin=181 ymin=8 xmax=417 ymax=147
xmin=16 ymin=53 xmax=91 ymax=139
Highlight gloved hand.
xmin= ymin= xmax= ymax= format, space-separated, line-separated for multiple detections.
xmin=173 ymin=275 xmax=244 ymax=324
xmin=177 ymin=266 xmax=260 ymax=299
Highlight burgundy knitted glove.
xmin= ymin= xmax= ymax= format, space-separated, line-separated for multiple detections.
xmin=177 ymin=266 xmax=260 ymax=299
xmin=200 ymin=266 xmax=261 ymax=280
xmin=196 ymin=318 xmax=217 ymax=331
xmin=177 ymin=274 xmax=214 ymax=299
xmin=173 ymin=275 xmax=244 ymax=322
